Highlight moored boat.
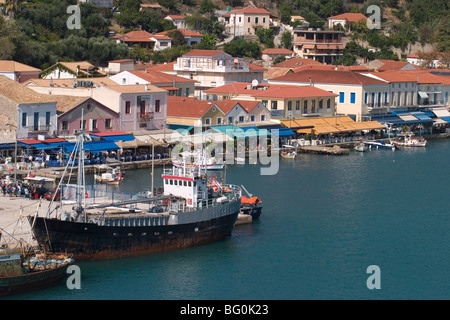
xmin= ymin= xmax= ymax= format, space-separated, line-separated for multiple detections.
xmin=94 ymin=165 xmax=123 ymax=185
xmin=364 ymin=140 xmax=397 ymax=151
xmin=280 ymin=145 xmax=297 ymax=159
xmin=28 ymin=130 xmax=242 ymax=261
xmin=394 ymin=133 xmax=427 ymax=147
xmin=354 ymin=143 xmax=368 ymax=152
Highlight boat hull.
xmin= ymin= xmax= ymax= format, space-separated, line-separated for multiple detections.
xmin=0 ymin=262 xmax=72 ymax=297
xmin=29 ymin=204 xmax=240 ymax=261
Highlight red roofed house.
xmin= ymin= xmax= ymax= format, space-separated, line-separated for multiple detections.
xmin=164 ymin=15 xmax=186 ymax=29
xmin=204 ymin=81 xmax=338 ymax=119
xmin=328 ymin=13 xmax=368 ymax=29
xmin=114 ymin=30 xmax=172 ymax=51
xmin=261 ymin=48 xmax=296 ymax=65
xmin=214 ymin=100 xmax=271 ymax=124
xmin=220 ymin=7 xmax=271 ymax=36
xmin=155 ymin=29 xmax=203 ymax=47
xmin=109 ymin=69 xmax=195 ymax=97
xmin=166 ymin=96 xmax=225 ymax=127
xmin=368 ymin=59 xmax=417 ymax=71
xmin=174 ymin=49 xmax=267 ymax=99
xmin=0 ymin=60 xmax=41 ymax=83
xmin=268 ymin=69 xmax=390 ymax=120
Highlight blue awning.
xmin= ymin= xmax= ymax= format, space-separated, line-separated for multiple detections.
xmin=64 ymin=141 xmax=119 ymax=153
xmin=32 ymin=142 xmax=67 ymax=150
xmin=0 ymin=144 xmax=14 ymax=150
xmin=100 ymin=134 xmax=135 ymax=142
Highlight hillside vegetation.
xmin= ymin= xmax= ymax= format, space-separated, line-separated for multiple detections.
xmin=0 ymin=0 xmax=448 ymax=69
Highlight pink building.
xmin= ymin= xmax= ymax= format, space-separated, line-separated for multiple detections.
xmin=56 ymin=97 xmax=119 ymax=136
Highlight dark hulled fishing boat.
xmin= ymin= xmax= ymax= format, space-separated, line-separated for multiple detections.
xmin=28 ymin=128 xmax=242 ymax=261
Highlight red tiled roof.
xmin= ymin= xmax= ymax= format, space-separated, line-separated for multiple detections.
xmin=167 ymin=96 xmax=215 ymax=118
xmin=328 ymin=13 xmax=367 ymax=22
xmin=18 ymin=138 xmax=67 ymax=145
xmin=166 ymin=15 xmax=185 ymax=20
xmin=270 ymin=69 xmax=387 ymax=85
xmin=261 ymin=48 xmax=295 ymax=55
xmin=116 ymin=31 xmax=155 ymax=42
xmin=204 ymin=82 xmax=338 ymax=99
xmin=376 ymin=59 xmax=413 ymax=71
xmin=273 ymin=58 xmax=323 ymax=68
xmin=127 ymin=70 xmax=196 ymax=83
xmin=156 ymin=29 xmax=203 ymax=37
xmin=230 ymin=8 xmax=270 ymax=15
xmin=90 ymin=131 xmax=130 ymax=137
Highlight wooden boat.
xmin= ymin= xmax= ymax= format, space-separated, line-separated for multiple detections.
xmin=363 ymin=140 xmax=397 ymax=151
xmin=0 ymin=224 xmax=74 ymax=297
xmin=0 ymin=250 xmax=74 ymax=297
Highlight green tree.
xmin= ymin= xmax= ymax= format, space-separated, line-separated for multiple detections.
xmin=255 ymin=28 xmax=274 ymax=48
xmin=224 ymin=38 xmax=261 ymax=59
xmin=199 ymin=0 xmax=218 ymax=14
xmin=280 ymin=31 xmax=293 ymax=50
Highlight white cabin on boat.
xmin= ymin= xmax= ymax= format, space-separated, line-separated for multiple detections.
xmin=162 ymin=166 xmax=208 ymax=208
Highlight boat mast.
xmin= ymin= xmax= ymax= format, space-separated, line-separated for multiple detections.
xmin=76 ymin=108 xmax=86 ymax=221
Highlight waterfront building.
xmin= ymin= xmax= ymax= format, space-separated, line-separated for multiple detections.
xmin=268 ymin=69 xmax=389 ymax=120
xmin=56 ymin=97 xmax=120 ymax=136
xmin=204 ymin=81 xmax=337 ymax=120
xmin=0 ymin=76 xmax=57 ymax=140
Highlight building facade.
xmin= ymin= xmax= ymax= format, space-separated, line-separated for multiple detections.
xmin=292 ymin=28 xmax=344 ymax=64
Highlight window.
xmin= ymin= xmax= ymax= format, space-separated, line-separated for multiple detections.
xmin=46 ymin=112 xmax=51 ymax=126
xmin=22 ymin=112 xmax=27 ymax=127
xmin=155 ymin=100 xmax=161 ymax=112
xmin=255 ymin=17 xmax=259 ymax=24
xmin=263 ymin=17 xmax=266 ymax=23
xmin=311 ymin=100 xmax=316 ymax=113
xmin=205 ymin=118 xmax=211 ymax=125
xmin=350 ymin=92 xmax=356 ymax=104
xmin=34 ymin=112 xmax=39 ymax=131
xmin=295 ymin=101 xmax=300 ymax=111
xmin=287 ymin=101 xmax=292 ymax=111
xmin=250 ymin=115 xmax=256 ymax=121
xmin=326 ymin=99 xmax=331 ymax=112
xmin=260 ymin=115 xmax=265 ymax=121
xmin=92 ymin=119 xmax=97 ymax=130
xmin=239 ymin=17 xmax=241 ymax=22
xmin=62 ymin=121 xmax=68 ymax=130
xmin=339 ymin=92 xmax=345 ymax=103
xmin=239 ymin=116 xmax=245 ymax=122
xmin=364 ymin=92 xmax=368 ymax=105
xmin=217 ymin=117 xmax=223 ymax=124
xmin=125 ymin=101 xmax=131 ymax=114
xmin=378 ymin=92 xmax=382 ymax=106
xmin=303 ymin=100 xmax=308 ymax=114
xmin=318 ymin=99 xmax=323 ymax=113
xmin=122 ymin=78 xmax=126 ymax=85
xmin=384 ymin=92 xmax=388 ymax=104
xmin=80 ymin=120 xmax=86 ymax=129
xmin=271 ymin=101 xmax=278 ymax=110
xmin=228 ymin=117 xmax=233 ymax=124
xmin=185 ymin=88 xmax=190 ymax=97
xmin=248 ymin=17 xmax=250 ymax=22
xmin=105 ymin=119 xmax=112 ymax=129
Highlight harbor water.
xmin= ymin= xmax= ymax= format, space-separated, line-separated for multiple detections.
xmin=5 ymin=139 xmax=450 ymax=300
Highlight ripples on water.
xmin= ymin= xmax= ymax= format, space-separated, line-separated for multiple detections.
xmin=9 ymin=140 xmax=450 ymax=300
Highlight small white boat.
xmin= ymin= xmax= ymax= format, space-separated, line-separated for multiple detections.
xmin=94 ymin=166 xmax=123 ymax=185
xmin=354 ymin=143 xmax=368 ymax=152
xmin=280 ymin=145 xmax=297 ymax=159
xmin=394 ymin=133 xmax=427 ymax=147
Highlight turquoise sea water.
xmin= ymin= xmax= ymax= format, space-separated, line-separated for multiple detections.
xmin=6 ymin=139 xmax=450 ymax=300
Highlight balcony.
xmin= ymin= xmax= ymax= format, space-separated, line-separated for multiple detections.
xmin=138 ymin=112 xmax=154 ymax=120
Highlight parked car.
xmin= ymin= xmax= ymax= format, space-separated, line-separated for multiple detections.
xmin=44 ymin=189 xmax=61 ymax=201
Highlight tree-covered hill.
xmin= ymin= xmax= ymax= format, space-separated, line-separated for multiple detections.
xmin=0 ymin=0 xmax=448 ymax=69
